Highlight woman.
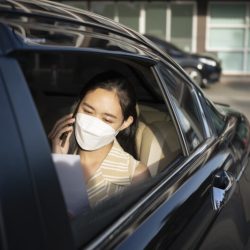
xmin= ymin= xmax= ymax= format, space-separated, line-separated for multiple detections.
xmin=48 ymin=71 xmax=149 ymax=207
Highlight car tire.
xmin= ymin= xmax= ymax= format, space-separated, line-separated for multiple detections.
xmin=183 ymin=67 xmax=204 ymax=88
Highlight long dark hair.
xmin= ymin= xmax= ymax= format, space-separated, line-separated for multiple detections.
xmin=69 ymin=71 xmax=138 ymax=158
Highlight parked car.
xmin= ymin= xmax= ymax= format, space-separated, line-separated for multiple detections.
xmin=1 ymin=1 xmax=250 ymax=250
xmin=144 ymin=34 xmax=222 ymax=87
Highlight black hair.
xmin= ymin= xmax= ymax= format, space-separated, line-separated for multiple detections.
xmin=69 ymin=71 xmax=138 ymax=158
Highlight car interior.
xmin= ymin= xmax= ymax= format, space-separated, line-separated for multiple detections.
xmin=14 ymin=50 xmax=183 ymax=246
xmin=15 ymin=50 xmax=182 ymax=172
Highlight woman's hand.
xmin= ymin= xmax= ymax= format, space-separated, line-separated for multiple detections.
xmin=48 ymin=114 xmax=75 ymax=154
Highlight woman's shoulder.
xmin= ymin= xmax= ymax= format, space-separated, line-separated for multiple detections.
xmin=113 ymin=140 xmax=140 ymax=163
xmin=100 ymin=140 xmax=149 ymax=186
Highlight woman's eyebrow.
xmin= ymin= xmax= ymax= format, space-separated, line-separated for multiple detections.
xmin=82 ymin=102 xmax=95 ymax=110
xmin=103 ymin=113 xmax=118 ymax=119
xmin=82 ymin=103 xmax=117 ymax=119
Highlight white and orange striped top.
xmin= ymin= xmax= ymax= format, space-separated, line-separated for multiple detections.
xmin=86 ymin=139 xmax=140 ymax=207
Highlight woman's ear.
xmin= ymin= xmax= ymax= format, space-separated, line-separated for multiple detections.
xmin=120 ymin=116 xmax=134 ymax=131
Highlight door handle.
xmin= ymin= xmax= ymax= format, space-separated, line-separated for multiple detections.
xmin=212 ymin=170 xmax=236 ymax=211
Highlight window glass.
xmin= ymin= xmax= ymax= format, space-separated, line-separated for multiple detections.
xmin=248 ymin=29 xmax=250 ymax=48
xmin=171 ymin=4 xmax=193 ymax=52
xmin=248 ymin=28 xmax=250 ymax=72
xmin=218 ymin=52 xmax=243 ymax=72
xmin=208 ymin=3 xmax=248 ymax=73
xmin=91 ymin=1 xmax=115 ymax=20
xmin=117 ymin=2 xmax=140 ymax=31
xmin=247 ymin=53 xmax=250 ymax=72
xmin=209 ymin=3 xmax=246 ymax=25
xmin=145 ymin=2 xmax=166 ymax=40
xmin=209 ymin=28 xmax=245 ymax=49
xmin=158 ymin=63 xmax=205 ymax=152
xmin=15 ymin=50 xmax=182 ymax=246
xmin=61 ymin=1 xmax=87 ymax=10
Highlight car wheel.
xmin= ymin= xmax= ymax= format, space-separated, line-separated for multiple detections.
xmin=183 ymin=67 xmax=204 ymax=87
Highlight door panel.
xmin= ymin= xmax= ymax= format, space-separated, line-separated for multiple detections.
xmin=0 ymin=61 xmax=45 ymax=250
xmin=238 ymin=158 xmax=250 ymax=248
xmin=117 ymin=140 xmax=240 ymax=249
xmin=198 ymin=186 xmax=246 ymax=250
xmin=0 ymin=57 xmax=75 ymax=250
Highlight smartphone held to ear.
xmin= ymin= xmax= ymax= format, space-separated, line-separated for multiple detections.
xmin=60 ymin=106 xmax=78 ymax=147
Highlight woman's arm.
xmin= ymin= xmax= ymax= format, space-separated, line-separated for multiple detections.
xmin=132 ymin=163 xmax=150 ymax=184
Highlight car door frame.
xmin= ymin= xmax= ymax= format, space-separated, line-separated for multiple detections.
xmin=0 ymin=56 xmax=75 ymax=250
xmin=151 ymin=60 xmax=247 ymax=249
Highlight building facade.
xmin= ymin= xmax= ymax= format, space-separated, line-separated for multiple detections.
xmin=59 ymin=0 xmax=250 ymax=75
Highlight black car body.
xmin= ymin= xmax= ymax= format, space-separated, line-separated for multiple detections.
xmin=145 ymin=34 xmax=222 ymax=87
xmin=0 ymin=1 xmax=250 ymax=250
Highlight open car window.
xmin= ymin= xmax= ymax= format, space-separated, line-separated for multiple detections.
xmin=14 ymin=50 xmax=184 ymax=247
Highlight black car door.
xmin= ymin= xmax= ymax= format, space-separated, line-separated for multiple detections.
xmin=156 ymin=63 xmax=249 ymax=250
xmin=0 ymin=57 xmax=75 ymax=250
xmin=116 ymin=63 xmax=247 ymax=250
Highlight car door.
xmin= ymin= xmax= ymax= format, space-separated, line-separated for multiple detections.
xmin=115 ymin=62 xmax=247 ymax=250
xmin=156 ymin=62 xmax=248 ymax=250
xmin=0 ymin=57 xmax=75 ymax=250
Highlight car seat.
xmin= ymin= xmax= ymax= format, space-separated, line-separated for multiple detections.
xmin=136 ymin=105 xmax=181 ymax=177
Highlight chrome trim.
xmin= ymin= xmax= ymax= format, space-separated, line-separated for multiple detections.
xmin=85 ymin=137 xmax=215 ymax=250
xmin=236 ymin=157 xmax=249 ymax=182
xmin=212 ymin=171 xmax=236 ymax=211
xmin=192 ymin=88 xmax=212 ymax=138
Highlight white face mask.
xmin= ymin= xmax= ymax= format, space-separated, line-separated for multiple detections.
xmin=75 ymin=113 xmax=120 ymax=151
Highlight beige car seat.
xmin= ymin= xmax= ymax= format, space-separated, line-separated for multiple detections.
xmin=136 ymin=105 xmax=181 ymax=177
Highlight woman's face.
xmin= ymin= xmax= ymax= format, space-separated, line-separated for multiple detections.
xmin=78 ymin=88 xmax=133 ymax=131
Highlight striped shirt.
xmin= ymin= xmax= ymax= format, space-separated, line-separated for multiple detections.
xmin=86 ymin=139 xmax=140 ymax=207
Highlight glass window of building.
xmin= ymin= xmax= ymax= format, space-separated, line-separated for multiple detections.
xmin=117 ymin=2 xmax=140 ymax=32
xmin=210 ymin=3 xmax=245 ymax=25
xmin=171 ymin=4 xmax=194 ymax=53
xmin=91 ymin=1 xmax=115 ymax=20
xmin=145 ymin=1 xmax=167 ymax=40
xmin=88 ymin=1 xmax=196 ymax=53
xmin=61 ymin=1 xmax=87 ymax=10
xmin=208 ymin=3 xmax=250 ymax=73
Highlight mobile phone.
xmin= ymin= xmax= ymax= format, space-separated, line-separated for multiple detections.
xmin=60 ymin=105 xmax=79 ymax=147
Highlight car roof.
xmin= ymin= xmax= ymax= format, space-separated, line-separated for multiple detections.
xmin=0 ymin=0 xmax=133 ymax=36
xmin=0 ymin=0 xmax=168 ymax=63
xmin=144 ymin=34 xmax=186 ymax=53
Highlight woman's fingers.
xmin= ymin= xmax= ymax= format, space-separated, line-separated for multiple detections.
xmin=48 ymin=113 xmax=73 ymax=138
xmin=61 ymin=128 xmax=73 ymax=147
xmin=54 ymin=125 xmax=73 ymax=140
xmin=48 ymin=114 xmax=75 ymax=139
xmin=52 ymin=118 xmax=75 ymax=139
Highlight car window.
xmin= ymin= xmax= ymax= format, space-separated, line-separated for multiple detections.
xmin=158 ymin=63 xmax=205 ymax=152
xmin=14 ymin=50 xmax=183 ymax=247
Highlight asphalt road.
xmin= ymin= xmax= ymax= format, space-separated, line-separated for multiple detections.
xmin=204 ymin=81 xmax=250 ymax=120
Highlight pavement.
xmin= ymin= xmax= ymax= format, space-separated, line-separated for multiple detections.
xmin=204 ymin=79 xmax=250 ymax=120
